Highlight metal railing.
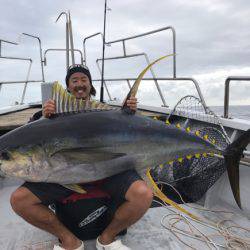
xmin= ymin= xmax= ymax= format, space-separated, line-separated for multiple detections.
xmin=95 ymin=52 xmax=169 ymax=106
xmin=83 ymin=26 xmax=177 ymax=105
xmin=0 ymin=39 xmax=18 ymax=56
xmin=106 ymin=26 xmax=176 ymax=78
xmin=0 ymin=56 xmax=33 ymax=104
xmin=56 ymin=11 xmax=76 ymax=70
xmin=224 ymin=76 xmax=250 ymax=118
xmin=21 ymin=33 xmax=45 ymax=82
xmin=92 ymin=77 xmax=208 ymax=110
xmin=43 ymin=49 xmax=84 ymax=66
xmin=83 ymin=26 xmax=176 ymax=77
xmin=0 ymin=34 xmax=45 ymax=104
xmin=83 ymin=32 xmax=103 ymax=64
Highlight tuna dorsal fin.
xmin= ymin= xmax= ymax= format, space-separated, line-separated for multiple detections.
xmin=122 ymin=54 xmax=175 ymax=114
xmin=51 ymin=81 xmax=112 ymax=114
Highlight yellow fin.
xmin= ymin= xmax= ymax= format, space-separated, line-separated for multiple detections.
xmin=165 ymin=120 xmax=170 ymax=125
xmin=195 ymin=153 xmax=201 ymax=159
xmin=159 ymin=164 xmax=164 ymax=169
xmin=186 ymin=127 xmax=191 ymax=132
xmin=176 ymin=123 xmax=181 ymax=128
xmin=195 ymin=131 xmax=200 ymax=136
xmin=168 ymin=161 xmax=174 ymax=165
xmin=186 ymin=155 xmax=192 ymax=160
xmin=212 ymin=139 xmax=216 ymax=144
xmin=202 ymin=153 xmax=207 ymax=157
xmin=203 ymin=135 xmax=208 ymax=140
xmin=178 ymin=157 xmax=183 ymax=163
xmin=122 ymin=54 xmax=175 ymax=110
xmin=63 ymin=184 xmax=86 ymax=194
xmin=146 ymin=169 xmax=200 ymax=220
xmin=153 ymin=116 xmax=158 ymax=120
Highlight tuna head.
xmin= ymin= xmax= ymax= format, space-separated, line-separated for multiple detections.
xmin=0 ymin=145 xmax=50 ymax=182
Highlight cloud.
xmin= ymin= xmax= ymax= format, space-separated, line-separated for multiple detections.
xmin=0 ymin=0 xmax=250 ymax=108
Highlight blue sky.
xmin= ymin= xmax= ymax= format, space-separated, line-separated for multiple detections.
xmin=0 ymin=0 xmax=250 ymax=107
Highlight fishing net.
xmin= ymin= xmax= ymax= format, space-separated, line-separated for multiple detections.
xmin=151 ymin=95 xmax=230 ymax=203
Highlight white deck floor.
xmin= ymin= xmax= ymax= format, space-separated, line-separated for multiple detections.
xmin=1 ymin=167 xmax=250 ymax=250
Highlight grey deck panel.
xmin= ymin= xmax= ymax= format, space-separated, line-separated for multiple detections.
xmin=0 ymin=181 xmax=186 ymax=250
xmin=1 ymin=171 xmax=250 ymax=250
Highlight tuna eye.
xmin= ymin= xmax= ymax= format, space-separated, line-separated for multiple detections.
xmin=0 ymin=151 xmax=10 ymax=160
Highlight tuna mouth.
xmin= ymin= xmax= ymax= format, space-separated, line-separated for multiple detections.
xmin=0 ymin=151 xmax=11 ymax=161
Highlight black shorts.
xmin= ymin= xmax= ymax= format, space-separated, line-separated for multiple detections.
xmin=21 ymin=169 xmax=142 ymax=206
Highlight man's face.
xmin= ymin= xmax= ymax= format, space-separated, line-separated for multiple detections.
xmin=68 ymin=72 xmax=91 ymax=99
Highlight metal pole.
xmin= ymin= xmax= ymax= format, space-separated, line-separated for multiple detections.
xmin=83 ymin=32 xmax=103 ymax=64
xmin=122 ymin=40 xmax=131 ymax=89
xmin=92 ymin=77 xmax=208 ymax=110
xmin=100 ymin=0 xmax=107 ymax=102
xmin=55 ymin=12 xmax=69 ymax=70
xmin=96 ymin=53 xmax=168 ymax=106
xmin=66 ymin=22 xmax=69 ymax=69
xmin=21 ymin=33 xmax=45 ymax=82
xmin=68 ymin=11 xmax=75 ymax=66
xmin=224 ymin=76 xmax=250 ymax=118
xmin=20 ymin=60 xmax=33 ymax=104
xmin=107 ymin=26 xmax=177 ymax=78
xmin=95 ymin=59 xmax=112 ymax=101
xmin=44 ymin=49 xmax=84 ymax=66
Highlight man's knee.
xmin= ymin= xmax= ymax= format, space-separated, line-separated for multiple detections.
xmin=126 ymin=180 xmax=153 ymax=204
xmin=10 ymin=187 xmax=41 ymax=213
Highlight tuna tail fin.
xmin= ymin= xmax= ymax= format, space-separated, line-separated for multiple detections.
xmin=224 ymin=129 xmax=250 ymax=209
xmin=122 ymin=54 xmax=175 ymax=114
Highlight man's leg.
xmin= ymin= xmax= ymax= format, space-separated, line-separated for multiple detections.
xmin=99 ymin=180 xmax=153 ymax=245
xmin=10 ymin=186 xmax=82 ymax=250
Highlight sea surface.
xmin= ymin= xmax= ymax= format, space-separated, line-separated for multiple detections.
xmin=211 ymin=105 xmax=250 ymax=120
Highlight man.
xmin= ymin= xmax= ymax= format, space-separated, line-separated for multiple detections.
xmin=10 ymin=65 xmax=153 ymax=250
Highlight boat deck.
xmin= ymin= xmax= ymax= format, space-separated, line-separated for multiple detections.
xmin=1 ymin=170 xmax=250 ymax=250
xmin=0 ymin=108 xmax=41 ymax=131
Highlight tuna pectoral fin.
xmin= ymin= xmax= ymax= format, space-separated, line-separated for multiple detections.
xmin=53 ymin=148 xmax=126 ymax=164
xmin=224 ymin=129 xmax=250 ymax=208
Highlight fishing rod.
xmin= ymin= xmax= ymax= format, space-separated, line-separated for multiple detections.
xmin=100 ymin=0 xmax=107 ymax=103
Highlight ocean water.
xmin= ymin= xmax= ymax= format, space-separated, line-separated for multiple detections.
xmin=211 ymin=105 xmax=250 ymax=120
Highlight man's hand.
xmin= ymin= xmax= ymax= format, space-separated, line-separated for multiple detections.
xmin=126 ymin=97 xmax=137 ymax=111
xmin=43 ymin=99 xmax=56 ymax=118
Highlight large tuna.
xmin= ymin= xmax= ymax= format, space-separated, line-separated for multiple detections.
xmin=0 ymin=55 xmax=249 ymax=209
